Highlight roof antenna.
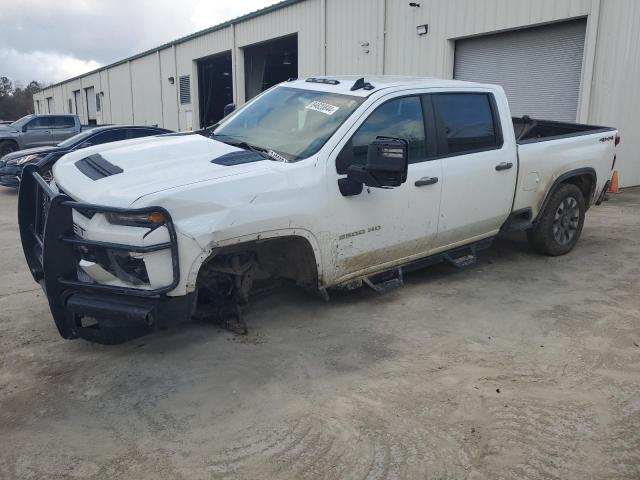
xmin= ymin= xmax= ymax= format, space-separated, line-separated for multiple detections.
xmin=350 ymin=77 xmax=375 ymax=91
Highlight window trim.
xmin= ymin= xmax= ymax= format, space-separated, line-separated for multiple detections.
xmin=336 ymin=94 xmax=432 ymax=174
xmin=431 ymin=92 xmax=504 ymax=159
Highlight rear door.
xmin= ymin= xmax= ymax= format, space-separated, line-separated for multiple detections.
xmin=327 ymin=92 xmax=443 ymax=281
xmin=22 ymin=117 xmax=53 ymax=147
xmin=51 ymin=116 xmax=78 ymax=143
xmin=431 ymin=91 xmax=517 ymax=247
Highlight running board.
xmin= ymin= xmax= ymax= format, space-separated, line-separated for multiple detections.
xmin=363 ymin=268 xmax=404 ymax=293
xmin=443 ymin=243 xmax=484 ymax=269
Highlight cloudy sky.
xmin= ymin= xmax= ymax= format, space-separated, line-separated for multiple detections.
xmin=0 ymin=0 xmax=277 ymax=85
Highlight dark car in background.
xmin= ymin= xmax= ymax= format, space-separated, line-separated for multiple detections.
xmin=0 ymin=125 xmax=172 ymax=188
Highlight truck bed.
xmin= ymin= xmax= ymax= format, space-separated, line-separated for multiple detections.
xmin=513 ymin=116 xmax=614 ymax=144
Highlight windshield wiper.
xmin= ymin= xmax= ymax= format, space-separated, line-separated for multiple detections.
xmin=212 ymin=134 xmax=287 ymax=162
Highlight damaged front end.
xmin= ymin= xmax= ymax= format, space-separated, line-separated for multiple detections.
xmin=18 ymin=164 xmax=194 ymax=344
xmin=193 ymin=252 xmax=259 ymax=335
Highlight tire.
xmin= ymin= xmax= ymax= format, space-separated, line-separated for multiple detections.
xmin=527 ymin=183 xmax=586 ymax=256
xmin=0 ymin=141 xmax=18 ymax=158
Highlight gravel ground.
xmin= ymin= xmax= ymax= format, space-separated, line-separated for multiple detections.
xmin=0 ymin=186 xmax=639 ymax=480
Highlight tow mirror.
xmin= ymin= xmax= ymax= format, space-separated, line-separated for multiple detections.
xmin=223 ymin=103 xmax=236 ymax=117
xmin=339 ymin=138 xmax=409 ymax=196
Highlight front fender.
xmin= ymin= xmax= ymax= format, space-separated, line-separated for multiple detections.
xmin=182 ymin=228 xmax=325 ymax=294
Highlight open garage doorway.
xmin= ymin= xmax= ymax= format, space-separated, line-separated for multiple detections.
xmin=197 ymin=50 xmax=233 ymax=128
xmin=244 ymin=33 xmax=298 ymax=101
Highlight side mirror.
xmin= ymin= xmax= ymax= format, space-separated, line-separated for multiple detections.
xmin=22 ymin=125 xmax=29 ymax=132
xmin=223 ymin=103 xmax=236 ymax=117
xmin=339 ymin=138 xmax=409 ymax=196
xmin=78 ymin=142 xmax=91 ymax=149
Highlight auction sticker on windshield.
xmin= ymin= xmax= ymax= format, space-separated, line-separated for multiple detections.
xmin=306 ymin=101 xmax=340 ymax=116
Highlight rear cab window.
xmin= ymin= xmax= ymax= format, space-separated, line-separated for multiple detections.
xmin=53 ymin=116 xmax=76 ymax=129
xmin=432 ymin=93 xmax=503 ymax=156
xmin=129 ymin=128 xmax=162 ymax=139
xmin=88 ymin=130 xmax=128 ymax=146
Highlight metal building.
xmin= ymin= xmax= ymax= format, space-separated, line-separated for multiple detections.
xmin=33 ymin=0 xmax=640 ymax=186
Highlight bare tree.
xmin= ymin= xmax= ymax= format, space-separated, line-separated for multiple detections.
xmin=0 ymin=77 xmax=43 ymax=121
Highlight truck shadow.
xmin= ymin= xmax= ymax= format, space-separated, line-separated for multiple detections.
xmin=68 ymin=232 xmax=538 ymax=353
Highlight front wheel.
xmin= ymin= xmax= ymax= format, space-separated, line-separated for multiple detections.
xmin=527 ymin=183 xmax=586 ymax=256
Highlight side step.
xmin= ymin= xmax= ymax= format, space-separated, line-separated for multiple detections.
xmin=444 ymin=245 xmax=480 ymax=269
xmin=363 ymin=268 xmax=404 ymax=293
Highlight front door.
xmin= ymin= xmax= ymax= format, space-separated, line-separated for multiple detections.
xmin=22 ymin=117 xmax=53 ymax=147
xmin=327 ymin=93 xmax=443 ymax=282
xmin=431 ymin=92 xmax=517 ymax=247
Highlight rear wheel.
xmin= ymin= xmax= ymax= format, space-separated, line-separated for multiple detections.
xmin=527 ymin=183 xmax=585 ymax=256
xmin=0 ymin=141 xmax=18 ymax=157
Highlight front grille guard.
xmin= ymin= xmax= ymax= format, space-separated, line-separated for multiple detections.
xmin=18 ymin=164 xmax=180 ymax=339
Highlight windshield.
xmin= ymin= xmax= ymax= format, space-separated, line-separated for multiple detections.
xmin=57 ymin=129 xmax=94 ymax=148
xmin=213 ymin=87 xmax=364 ymax=161
xmin=9 ymin=115 xmax=34 ymax=129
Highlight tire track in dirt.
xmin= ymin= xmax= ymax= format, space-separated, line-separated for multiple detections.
xmin=601 ymin=383 xmax=640 ymax=479
xmin=177 ymin=387 xmax=478 ymax=480
xmin=481 ymin=398 xmax=599 ymax=479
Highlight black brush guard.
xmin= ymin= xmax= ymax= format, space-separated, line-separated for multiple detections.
xmin=18 ymin=164 xmax=193 ymax=344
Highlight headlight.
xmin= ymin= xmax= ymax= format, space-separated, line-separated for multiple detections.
xmin=15 ymin=154 xmax=39 ymax=165
xmin=79 ymin=246 xmax=149 ymax=285
xmin=105 ymin=211 xmax=167 ymax=228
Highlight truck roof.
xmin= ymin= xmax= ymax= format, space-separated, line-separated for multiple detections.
xmin=285 ymin=75 xmax=496 ymax=96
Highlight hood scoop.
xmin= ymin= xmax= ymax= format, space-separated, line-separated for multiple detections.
xmin=76 ymin=154 xmax=123 ymax=180
xmin=212 ymin=150 xmax=266 ymax=166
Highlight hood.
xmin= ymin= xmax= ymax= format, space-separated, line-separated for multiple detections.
xmin=53 ymin=134 xmax=272 ymax=208
xmin=0 ymin=125 xmax=18 ymax=135
xmin=2 ymin=145 xmax=59 ymax=163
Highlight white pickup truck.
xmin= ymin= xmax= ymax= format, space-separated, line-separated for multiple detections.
xmin=18 ymin=76 xmax=618 ymax=344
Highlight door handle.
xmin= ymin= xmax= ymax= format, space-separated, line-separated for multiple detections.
xmin=415 ymin=176 xmax=439 ymax=187
xmin=495 ymin=162 xmax=513 ymax=171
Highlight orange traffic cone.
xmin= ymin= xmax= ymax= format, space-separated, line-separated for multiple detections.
xmin=609 ymin=171 xmax=620 ymax=193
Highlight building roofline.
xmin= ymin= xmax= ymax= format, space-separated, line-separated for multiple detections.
xmin=42 ymin=0 xmax=307 ymax=91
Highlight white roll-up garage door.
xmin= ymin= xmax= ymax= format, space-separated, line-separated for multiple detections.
xmin=454 ymin=20 xmax=587 ymax=122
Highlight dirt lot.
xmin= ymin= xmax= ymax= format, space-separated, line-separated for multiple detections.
xmin=0 ymin=186 xmax=639 ymax=480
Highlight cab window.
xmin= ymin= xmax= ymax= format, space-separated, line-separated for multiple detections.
xmin=86 ymin=130 xmax=127 ymax=146
xmin=432 ymin=93 xmax=501 ymax=156
xmin=53 ymin=116 xmax=75 ymax=129
xmin=26 ymin=117 xmax=52 ymax=130
xmin=336 ymin=96 xmax=426 ymax=174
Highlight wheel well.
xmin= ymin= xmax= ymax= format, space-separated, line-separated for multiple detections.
xmin=198 ymin=235 xmax=319 ymax=288
xmin=0 ymin=139 xmax=18 ymax=148
xmin=561 ymin=173 xmax=594 ymax=204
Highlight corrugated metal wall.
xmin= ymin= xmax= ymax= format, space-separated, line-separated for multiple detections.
xmin=34 ymin=0 xmax=640 ymax=186
xmin=107 ymin=63 xmax=134 ymax=125
xmin=588 ymin=0 xmax=640 ymax=186
xmin=325 ymin=0 xmax=382 ymax=75
xmin=130 ymin=54 xmax=163 ymax=126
